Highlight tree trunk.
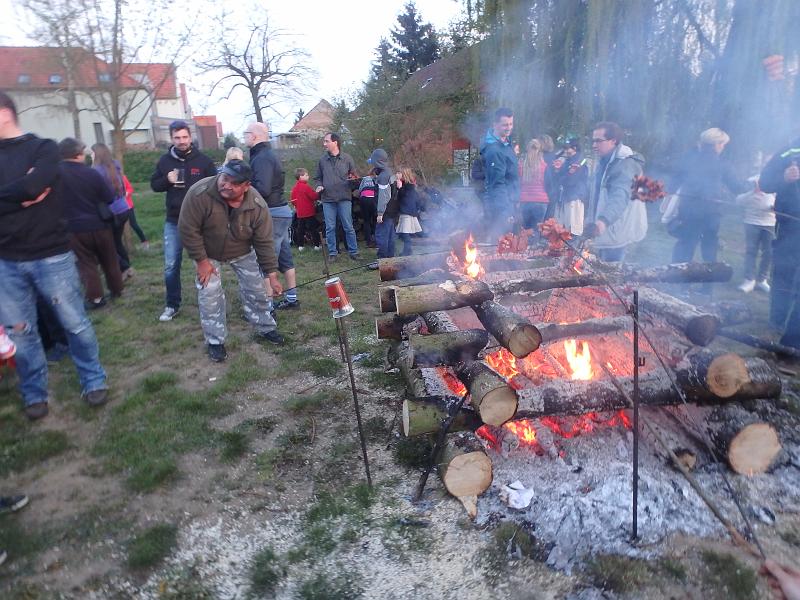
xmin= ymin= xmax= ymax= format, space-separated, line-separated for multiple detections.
xmin=391 ymin=280 xmax=494 ymax=316
xmin=403 ymin=397 xmax=482 ymax=436
xmin=378 ymin=253 xmax=452 ymax=281
xmin=718 ymin=329 xmax=800 ymax=360
xmin=708 ymin=406 xmax=782 ymax=474
xmin=437 ymin=432 xmax=493 ymax=503
xmin=472 ymin=300 xmax=542 ymax=358
xmin=488 ymin=262 xmax=734 ymax=295
xmin=409 ymin=329 xmax=489 ymax=367
xmin=513 ymin=352 xmax=780 ymax=419
xmin=455 ymin=360 xmax=518 ymax=426
xmin=638 ymin=287 xmax=720 ymax=346
xmin=536 ymin=315 xmax=631 ymax=344
xmin=378 ymin=269 xmax=452 ymax=312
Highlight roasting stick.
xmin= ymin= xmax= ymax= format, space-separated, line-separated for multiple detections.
xmin=561 ymin=236 xmax=767 ymax=558
xmin=593 ymin=355 xmax=760 ymax=557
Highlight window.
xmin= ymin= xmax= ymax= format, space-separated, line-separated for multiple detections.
xmin=48 ymin=74 xmax=62 ymax=84
xmin=93 ymin=123 xmax=105 ymax=144
xmin=17 ymin=74 xmax=31 ymax=84
xmin=98 ymin=73 xmax=111 ymax=83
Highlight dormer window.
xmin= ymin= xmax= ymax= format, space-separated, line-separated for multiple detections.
xmin=17 ymin=74 xmax=31 ymax=84
xmin=49 ymin=74 xmax=62 ymax=84
xmin=98 ymin=73 xmax=111 ymax=83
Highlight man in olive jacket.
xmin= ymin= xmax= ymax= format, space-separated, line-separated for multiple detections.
xmin=178 ymin=160 xmax=284 ymax=362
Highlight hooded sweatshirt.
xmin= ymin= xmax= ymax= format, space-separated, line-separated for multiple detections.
xmin=479 ymin=129 xmax=519 ymax=208
xmin=0 ymin=133 xmax=70 ymax=261
xmin=370 ymin=148 xmax=398 ymax=219
xmin=150 ymin=144 xmax=217 ymax=223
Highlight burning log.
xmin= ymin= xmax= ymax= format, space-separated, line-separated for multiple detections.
xmin=512 ymin=352 xmax=780 ymax=419
xmin=638 ymin=287 xmax=720 ymax=346
xmin=378 ymin=253 xmax=451 ymax=281
xmin=409 ymin=329 xmax=489 ymax=367
xmin=489 ymin=262 xmax=734 ymax=295
xmin=378 ymin=269 xmax=453 ymax=312
xmin=375 ymin=314 xmax=420 ymax=340
xmin=708 ymin=406 xmax=782 ymax=474
xmin=389 ymin=280 xmax=494 ymax=316
xmin=402 ymin=397 xmax=482 ymax=437
xmin=448 ymin=230 xmax=470 ymax=262
xmin=472 ymin=301 xmax=542 ymax=358
xmin=437 ymin=431 xmax=493 ymax=514
xmin=536 ymin=315 xmax=631 ymax=344
xmin=455 ymin=360 xmax=518 ymax=426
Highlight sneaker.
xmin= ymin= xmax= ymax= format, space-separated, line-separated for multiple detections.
xmin=275 ymin=299 xmax=300 ymax=310
xmin=159 ymin=306 xmax=179 ymax=322
xmin=349 ymin=253 xmax=361 ymax=261
xmin=257 ymin=330 xmax=285 ymax=345
xmin=23 ymin=402 xmax=48 ymax=421
xmin=329 ymin=254 xmax=339 ymax=263
xmin=367 ymin=261 xmax=379 ymax=270
xmin=0 ymin=494 xmax=29 ymax=514
xmin=83 ymin=388 xmax=109 ymax=407
xmin=757 ymin=280 xmax=771 ymax=293
xmin=85 ymin=297 xmax=107 ymax=310
xmin=121 ymin=268 xmax=135 ymax=281
xmin=314 ymin=246 xmax=321 ymax=251
xmin=207 ymin=343 xmax=227 ymax=362
xmin=298 ymin=246 xmax=304 ymax=252
xmin=738 ymin=279 xmax=755 ymax=293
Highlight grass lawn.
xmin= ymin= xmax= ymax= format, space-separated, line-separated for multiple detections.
xmin=0 ymin=184 xmax=789 ymax=598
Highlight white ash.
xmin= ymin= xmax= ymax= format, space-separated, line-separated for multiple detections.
xmin=475 ymin=410 xmax=800 ymax=573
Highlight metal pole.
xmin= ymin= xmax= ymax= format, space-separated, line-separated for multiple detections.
xmin=320 ymin=232 xmax=346 ymax=363
xmin=337 ymin=316 xmax=372 ymax=488
xmin=632 ymin=290 xmax=640 ymax=540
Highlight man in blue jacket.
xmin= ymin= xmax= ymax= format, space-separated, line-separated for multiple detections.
xmin=480 ymin=107 xmax=519 ymax=242
xmin=759 ymin=135 xmax=800 ymax=346
xmin=0 ymin=91 xmax=108 ymax=420
xmin=150 ymin=121 xmax=217 ymax=322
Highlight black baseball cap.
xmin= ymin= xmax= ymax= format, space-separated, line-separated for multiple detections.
xmin=220 ymin=159 xmax=252 ymax=184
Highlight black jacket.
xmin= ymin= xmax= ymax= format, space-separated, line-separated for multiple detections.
xmin=0 ymin=134 xmax=70 ymax=261
xmin=760 ymin=137 xmax=800 ymax=251
xmin=397 ymin=183 xmax=420 ymax=217
xmin=57 ymin=161 xmax=115 ymax=233
xmin=150 ymin=145 xmax=217 ymax=223
xmin=249 ymin=142 xmax=286 ymax=208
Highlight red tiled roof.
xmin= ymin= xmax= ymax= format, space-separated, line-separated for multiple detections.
xmin=290 ymin=99 xmax=334 ymax=132
xmin=0 ymin=46 xmax=142 ymax=89
xmin=126 ymin=63 xmax=177 ymax=99
xmin=194 ymin=115 xmax=217 ymax=126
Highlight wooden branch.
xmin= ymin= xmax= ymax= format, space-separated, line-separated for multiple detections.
xmin=378 ymin=269 xmax=452 ymax=312
xmin=402 ymin=397 xmax=482 ymax=436
xmin=455 ymin=360 xmax=518 ymax=426
xmin=391 ymin=280 xmax=494 ymax=316
xmin=378 ymin=253 xmax=452 ymax=281
xmin=409 ymin=330 xmax=489 ymax=367
xmin=719 ymin=329 xmax=800 ymax=360
xmin=536 ymin=315 xmax=631 ymax=344
xmin=472 ymin=300 xmax=542 ymax=358
xmin=638 ymin=287 xmax=720 ymax=346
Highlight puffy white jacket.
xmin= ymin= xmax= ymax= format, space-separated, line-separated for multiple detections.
xmin=591 ymin=144 xmax=647 ymax=249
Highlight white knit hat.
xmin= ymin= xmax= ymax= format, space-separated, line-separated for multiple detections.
xmin=699 ymin=127 xmax=730 ymax=146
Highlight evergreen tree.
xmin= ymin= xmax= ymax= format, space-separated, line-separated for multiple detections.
xmin=388 ymin=2 xmax=441 ymax=77
xmin=293 ymin=108 xmax=305 ymax=125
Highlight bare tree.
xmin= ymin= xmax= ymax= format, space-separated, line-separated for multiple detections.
xmin=20 ymin=0 xmax=193 ymax=160
xmin=197 ymin=16 xmax=314 ymax=123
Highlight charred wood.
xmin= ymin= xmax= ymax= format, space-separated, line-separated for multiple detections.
xmin=378 ymin=253 xmax=452 ymax=281
xmin=718 ymin=329 xmax=800 ymax=360
xmin=708 ymin=405 xmax=782 ymax=474
xmin=402 ymin=397 xmax=482 ymax=437
xmin=455 ymin=360 xmax=518 ymax=426
xmin=638 ymin=287 xmax=720 ymax=346
xmin=409 ymin=329 xmax=490 ymax=367
xmin=390 ymin=280 xmax=494 ymax=316
xmin=473 ymin=301 xmax=542 ymax=358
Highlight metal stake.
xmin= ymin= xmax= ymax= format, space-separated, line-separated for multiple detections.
xmin=632 ymin=289 xmax=640 ymax=540
xmin=320 ymin=232 xmax=346 ymax=363
xmin=337 ymin=315 xmax=372 ymax=488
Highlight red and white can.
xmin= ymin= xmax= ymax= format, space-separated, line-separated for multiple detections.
xmin=0 ymin=326 xmax=16 ymax=360
xmin=325 ymin=276 xmax=354 ymax=318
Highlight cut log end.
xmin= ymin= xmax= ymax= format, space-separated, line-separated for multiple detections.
xmin=728 ymin=423 xmax=781 ymax=475
xmin=442 ymin=452 xmax=493 ymax=498
xmin=707 ymin=353 xmax=749 ymax=398
xmin=686 ymin=315 xmax=721 ymax=346
xmin=478 ymin=387 xmax=519 ymax=426
xmin=508 ymin=324 xmax=543 ymax=358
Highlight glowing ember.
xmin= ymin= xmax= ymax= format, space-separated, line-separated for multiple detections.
xmin=437 ymin=367 xmax=467 ymax=397
xmin=503 ymin=419 xmax=538 ymax=445
xmin=463 ymin=234 xmax=485 ymax=279
xmin=572 ymin=257 xmax=584 ymax=274
xmin=485 ymin=348 xmax=523 ymax=389
xmin=564 ymin=339 xmax=593 ymax=380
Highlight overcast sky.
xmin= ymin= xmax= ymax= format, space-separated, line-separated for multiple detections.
xmin=1 ymin=0 xmax=463 ymax=137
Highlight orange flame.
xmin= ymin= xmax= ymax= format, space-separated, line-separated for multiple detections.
xmin=572 ymin=257 xmax=584 ymax=274
xmin=503 ymin=419 xmax=538 ymax=445
xmin=463 ymin=234 xmax=485 ymax=279
xmin=437 ymin=367 xmax=467 ymax=397
xmin=485 ymin=348 xmax=523 ymax=388
xmin=564 ymin=339 xmax=593 ymax=380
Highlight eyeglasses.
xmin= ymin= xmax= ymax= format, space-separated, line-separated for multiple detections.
xmin=591 ymin=138 xmax=609 ymax=144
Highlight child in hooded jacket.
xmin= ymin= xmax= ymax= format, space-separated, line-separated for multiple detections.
xmin=395 ymin=167 xmax=422 ymax=256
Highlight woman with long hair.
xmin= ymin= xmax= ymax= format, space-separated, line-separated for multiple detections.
xmin=519 ymin=138 xmax=551 ymax=231
xmin=91 ymin=143 xmax=133 ymax=279
xmin=395 ymin=166 xmax=422 ymax=256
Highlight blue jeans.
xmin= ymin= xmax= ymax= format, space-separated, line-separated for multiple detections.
xmin=375 ymin=218 xmax=396 ymax=259
xmin=0 ymin=252 xmax=107 ymax=406
xmin=272 ymin=216 xmax=295 ymax=272
xmin=164 ymin=221 xmax=183 ymax=309
xmin=322 ymin=201 xmax=358 ymax=256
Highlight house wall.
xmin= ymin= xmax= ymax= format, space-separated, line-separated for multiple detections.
xmin=154 ymin=98 xmax=188 ymax=120
xmin=10 ymin=89 xmax=154 ymax=149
